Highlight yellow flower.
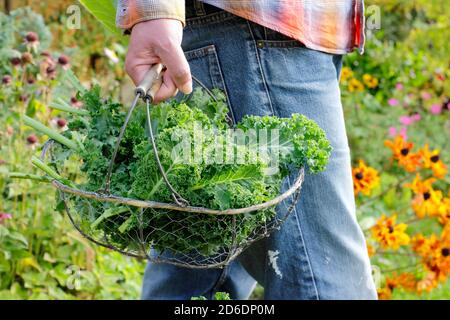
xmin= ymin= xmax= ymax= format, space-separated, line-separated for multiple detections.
xmin=371 ymin=214 xmax=410 ymax=250
xmin=367 ymin=243 xmax=376 ymax=257
xmin=420 ymin=144 xmax=447 ymax=179
xmin=412 ymin=227 xmax=450 ymax=284
xmin=352 ymin=160 xmax=380 ymax=196
xmin=362 ymin=73 xmax=379 ymax=88
xmin=384 ymin=135 xmax=422 ymax=172
xmin=406 ymin=174 xmax=442 ymax=218
xmin=340 ymin=66 xmax=353 ymax=82
xmin=412 ymin=233 xmax=432 ymax=256
xmin=377 ymin=287 xmax=392 ymax=300
xmin=411 ymin=189 xmax=443 ymax=218
xmin=436 ymin=197 xmax=450 ymax=225
xmin=404 ymin=174 xmax=435 ymax=194
xmin=348 ymin=78 xmax=364 ymax=92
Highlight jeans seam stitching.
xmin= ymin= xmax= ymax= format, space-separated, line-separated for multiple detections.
xmin=245 ymin=20 xmax=276 ymax=117
xmin=259 ymin=40 xmax=304 ymax=48
xmin=186 ymin=11 xmax=235 ymax=26
xmin=288 ymin=179 xmax=321 ymax=300
xmin=210 ymin=48 xmax=236 ymax=124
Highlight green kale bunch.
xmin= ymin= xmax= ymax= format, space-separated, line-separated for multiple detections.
xmin=41 ymin=85 xmax=332 ymax=256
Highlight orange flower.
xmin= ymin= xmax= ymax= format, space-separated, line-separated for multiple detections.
xmin=384 ymin=136 xmax=422 ymax=172
xmin=436 ymin=197 xmax=450 ymax=225
xmin=404 ymin=174 xmax=435 ymax=194
xmin=377 ymin=273 xmax=416 ymax=299
xmin=371 ymin=214 xmax=410 ymax=250
xmin=393 ymin=273 xmax=417 ymax=291
xmin=367 ymin=243 xmax=376 ymax=257
xmin=377 ymin=287 xmax=392 ymax=300
xmin=388 ymin=273 xmax=417 ymax=291
xmin=352 ymin=160 xmax=380 ymax=196
xmin=420 ymin=144 xmax=447 ymax=178
xmin=412 ymin=228 xmax=450 ymax=284
xmin=406 ymin=175 xmax=442 ymax=218
xmin=411 ymin=234 xmax=433 ymax=256
xmin=417 ymin=272 xmax=439 ymax=293
xmin=412 ymin=190 xmax=443 ymax=218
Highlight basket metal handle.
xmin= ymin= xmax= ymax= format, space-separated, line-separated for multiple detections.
xmin=104 ymin=64 xmax=220 ymax=207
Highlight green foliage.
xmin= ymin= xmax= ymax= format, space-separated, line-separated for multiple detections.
xmin=191 ymin=291 xmax=232 ymax=300
xmin=343 ymin=0 xmax=450 ymax=299
xmin=0 ymin=8 xmax=143 ymax=300
xmin=0 ymin=7 xmax=52 ymax=56
xmin=78 ymin=0 xmax=125 ymax=38
xmin=38 ymin=85 xmax=330 ymax=256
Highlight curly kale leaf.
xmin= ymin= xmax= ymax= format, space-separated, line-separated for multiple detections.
xmin=237 ymin=113 xmax=332 ymax=173
xmin=61 ymin=86 xmax=331 ymax=256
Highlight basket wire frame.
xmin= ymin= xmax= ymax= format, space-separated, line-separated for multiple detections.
xmin=39 ymin=75 xmax=305 ymax=268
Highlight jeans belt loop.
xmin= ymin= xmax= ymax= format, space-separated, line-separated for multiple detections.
xmin=193 ymin=0 xmax=206 ymax=16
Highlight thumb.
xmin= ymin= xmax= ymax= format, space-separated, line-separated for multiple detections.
xmin=156 ymin=44 xmax=192 ymax=94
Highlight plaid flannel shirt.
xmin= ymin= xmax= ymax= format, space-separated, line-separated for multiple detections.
xmin=116 ymin=0 xmax=365 ymax=54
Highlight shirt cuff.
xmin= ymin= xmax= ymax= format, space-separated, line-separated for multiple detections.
xmin=116 ymin=0 xmax=185 ymax=32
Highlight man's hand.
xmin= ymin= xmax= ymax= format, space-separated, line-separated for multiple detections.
xmin=125 ymin=19 xmax=192 ymax=103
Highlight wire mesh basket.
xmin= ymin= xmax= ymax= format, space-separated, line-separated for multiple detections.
xmin=37 ymin=64 xmax=305 ymax=268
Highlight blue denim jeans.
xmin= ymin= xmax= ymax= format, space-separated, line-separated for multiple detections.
xmin=141 ymin=4 xmax=377 ymax=300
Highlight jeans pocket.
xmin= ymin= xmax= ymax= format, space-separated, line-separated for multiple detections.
xmin=184 ymin=44 xmax=235 ymax=122
xmin=250 ymin=23 xmax=305 ymax=48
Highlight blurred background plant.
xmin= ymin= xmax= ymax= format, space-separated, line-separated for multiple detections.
xmin=0 ymin=0 xmax=449 ymax=300
xmin=342 ymin=0 xmax=450 ymax=299
xmin=0 ymin=3 xmax=143 ymax=300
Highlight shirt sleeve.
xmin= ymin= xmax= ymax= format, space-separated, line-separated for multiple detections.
xmin=116 ymin=0 xmax=185 ymax=31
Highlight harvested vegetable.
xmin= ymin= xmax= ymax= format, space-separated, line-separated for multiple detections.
xmin=26 ymin=83 xmax=332 ymax=257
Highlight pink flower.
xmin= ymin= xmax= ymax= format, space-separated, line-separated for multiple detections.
xmin=24 ymin=32 xmax=40 ymax=51
xmin=388 ymin=127 xmax=397 ymax=137
xmin=399 ymin=113 xmax=422 ymax=126
xmin=399 ymin=127 xmax=408 ymax=140
xmin=6 ymin=126 xmax=14 ymax=136
xmin=388 ymin=98 xmax=399 ymax=106
xmin=57 ymin=55 xmax=70 ymax=70
xmin=0 ymin=212 xmax=12 ymax=223
xmin=25 ymin=32 xmax=39 ymax=43
xmin=70 ymin=96 xmax=83 ymax=108
xmin=50 ymin=118 xmax=68 ymax=131
xmin=395 ymin=83 xmax=404 ymax=90
xmin=2 ymin=75 xmax=12 ymax=85
xmin=388 ymin=127 xmax=407 ymax=139
xmin=421 ymin=91 xmax=432 ymax=100
xmin=411 ymin=113 xmax=421 ymax=122
xmin=26 ymin=134 xmax=38 ymax=145
xmin=430 ymin=104 xmax=442 ymax=115
xmin=399 ymin=116 xmax=414 ymax=126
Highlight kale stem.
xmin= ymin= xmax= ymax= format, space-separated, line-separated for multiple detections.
xmin=8 ymin=172 xmax=52 ymax=183
xmin=31 ymin=156 xmax=75 ymax=187
xmin=23 ymin=115 xmax=78 ymax=151
xmin=49 ymin=98 xmax=89 ymax=116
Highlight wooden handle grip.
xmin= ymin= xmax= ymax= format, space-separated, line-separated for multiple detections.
xmin=135 ymin=63 xmax=164 ymax=102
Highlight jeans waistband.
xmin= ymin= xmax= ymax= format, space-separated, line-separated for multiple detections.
xmin=186 ymin=0 xmax=224 ymax=19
